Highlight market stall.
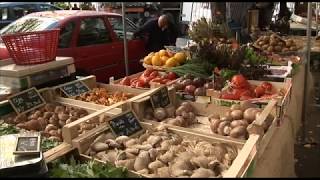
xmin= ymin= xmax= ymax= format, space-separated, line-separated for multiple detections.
xmin=0 ymin=2 xmax=316 ymax=178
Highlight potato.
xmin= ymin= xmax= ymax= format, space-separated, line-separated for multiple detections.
xmin=45 ymin=124 xmax=58 ymax=132
xmin=289 ymin=46 xmax=297 ymax=51
xmin=258 ymin=41 xmax=265 ymax=46
xmin=175 ymin=106 xmax=187 ymax=116
xmin=165 ymin=105 xmax=176 ymax=118
xmin=230 ymin=126 xmax=247 ymax=138
xmin=243 ymin=108 xmax=261 ymax=123
xmin=270 ymin=39 xmax=278 ymax=46
xmin=230 ymin=120 xmax=248 ymax=128
xmin=282 ymin=48 xmax=289 ymax=52
xmin=91 ymin=142 xmax=109 ymax=152
xmin=217 ymin=121 xmax=230 ymax=135
xmin=263 ymin=35 xmax=270 ymax=42
xmin=208 ymin=114 xmax=220 ymax=122
xmin=262 ymin=44 xmax=269 ymax=50
xmin=154 ymin=108 xmax=167 ymax=121
xmin=220 ymin=115 xmax=232 ymax=122
xmin=181 ymin=102 xmax=193 ymax=112
xmin=230 ymin=110 xmax=243 ymax=120
xmin=210 ymin=119 xmax=221 ymax=133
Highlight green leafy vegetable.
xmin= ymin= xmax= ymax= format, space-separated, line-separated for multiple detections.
xmin=0 ymin=123 xmax=19 ymax=136
xmin=168 ymin=60 xmax=215 ymax=78
xmin=49 ymin=156 xmax=128 ymax=178
xmin=41 ymin=138 xmax=61 ymax=152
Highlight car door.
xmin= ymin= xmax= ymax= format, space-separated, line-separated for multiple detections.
xmin=56 ymin=20 xmax=77 ymax=60
xmin=106 ymin=15 xmax=147 ymax=75
xmin=73 ymin=16 xmax=123 ymax=82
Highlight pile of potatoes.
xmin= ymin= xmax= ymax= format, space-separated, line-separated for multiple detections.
xmin=144 ymin=102 xmax=197 ymax=127
xmin=4 ymin=103 xmax=91 ymax=142
xmin=75 ymin=88 xmax=135 ymax=106
xmin=86 ymin=125 xmax=238 ymax=177
xmin=255 ymin=33 xmax=299 ymax=53
xmin=209 ymin=102 xmax=274 ymax=140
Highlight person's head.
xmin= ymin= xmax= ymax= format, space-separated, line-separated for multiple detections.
xmin=158 ymin=15 xmax=169 ymax=31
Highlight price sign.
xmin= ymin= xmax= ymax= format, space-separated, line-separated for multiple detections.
xmin=8 ymin=88 xmax=45 ymax=114
xmin=150 ymin=86 xmax=170 ymax=109
xmin=59 ymin=80 xmax=90 ymax=97
xmin=13 ymin=135 xmax=41 ymax=155
xmin=108 ymin=110 xmax=144 ymax=137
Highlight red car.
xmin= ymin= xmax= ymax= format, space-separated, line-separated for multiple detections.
xmin=0 ymin=10 xmax=147 ymax=82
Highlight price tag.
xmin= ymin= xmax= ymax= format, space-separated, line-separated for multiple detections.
xmin=13 ymin=135 xmax=41 ymax=155
xmin=108 ymin=110 xmax=144 ymax=137
xmin=150 ymin=86 xmax=170 ymax=109
xmin=59 ymin=80 xmax=90 ymax=97
xmin=8 ymin=87 xmax=45 ymax=114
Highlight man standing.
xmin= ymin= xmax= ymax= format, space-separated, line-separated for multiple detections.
xmin=133 ymin=15 xmax=172 ymax=53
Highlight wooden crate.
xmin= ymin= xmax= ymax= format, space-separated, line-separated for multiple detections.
xmin=131 ymin=88 xmax=278 ymax=160
xmin=72 ymin=119 xmax=260 ymax=178
xmin=208 ymin=78 xmax=292 ymax=121
xmin=61 ymin=87 xmax=167 ymax=144
xmin=52 ymin=75 xmax=152 ymax=111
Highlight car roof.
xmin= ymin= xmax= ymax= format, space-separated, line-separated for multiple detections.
xmin=0 ymin=2 xmax=57 ymax=6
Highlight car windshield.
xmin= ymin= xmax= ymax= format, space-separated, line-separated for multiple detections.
xmin=0 ymin=16 xmax=59 ymax=35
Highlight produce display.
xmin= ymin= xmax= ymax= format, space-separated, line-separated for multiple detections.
xmin=2 ymin=103 xmax=91 ymax=142
xmin=220 ymin=74 xmax=277 ymax=100
xmin=172 ymin=74 xmax=214 ymax=96
xmin=75 ymin=88 xmax=134 ymax=106
xmin=209 ymin=103 xmax=274 ymax=140
xmin=118 ymin=69 xmax=178 ymax=88
xmin=0 ymin=122 xmax=61 ymax=152
xmin=143 ymin=49 xmax=187 ymax=68
xmin=85 ymin=125 xmax=239 ymax=177
xmin=144 ymin=102 xmax=197 ymax=127
xmin=253 ymin=33 xmax=301 ymax=54
xmin=49 ymin=156 xmax=128 ymax=178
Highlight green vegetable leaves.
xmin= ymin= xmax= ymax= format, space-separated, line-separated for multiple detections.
xmin=0 ymin=123 xmax=19 ymax=136
xmin=41 ymin=138 xmax=60 ymax=152
xmin=49 ymin=156 xmax=128 ymax=178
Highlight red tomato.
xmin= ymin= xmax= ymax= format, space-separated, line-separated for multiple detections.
xmin=232 ymin=88 xmax=249 ymax=99
xmin=119 ymin=77 xmax=131 ymax=86
xmin=261 ymin=82 xmax=273 ymax=91
xmin=254 ymin=86 xmax=265 ymax=98
xmin=130 ymin=78 xmax=138 ymax=84
xmin=130 ymin=79 xmax=138 ymax=87
xmin=142 ymin=68 xmax=154 ymax=77
xmin=136 ymin=80 xmax=145 ymax=88
xmin=167 ymin=72 xmax=177 ymax=80
xmin=149 ymin=71 xmax=159 ymax=78
xmin=240 ymin=89 xmax=253 ymax=97
xmin=221 ymin=93 xmax=239 ymax=100
xmin=231 ymin=74 xmax=248 ymax=89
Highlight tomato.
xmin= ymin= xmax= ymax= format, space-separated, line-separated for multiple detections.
xmin=232 ymin=88 xmax=249 ymax=99
xmin=254 ymin=86 xmax=265 ymax=98
xmin=167 ymin=72 xmax=177 ymax=80
xmin=136 ymin=80 xmax=145 ymax=88
xmin=130 ymin=79 xmax=138 ymax=87
xmin=261 ymin=82 xmax=273 ymax=92
xmin=221 ymin=93 xmax=239 ymax=100
xmin=240 ymin=89 xmax=253 ymax=97
xmin=130 ymin=78 xmax=138 ymax=84
xmin=231 ymin=74 xmax=248 ymax=89
xmin=119 ymin=77 xmax=131 ymax=86
xmin=149 ymin=71 xmax=159 ymax=79
xmin=142 ymin=68 xmax=154 ymax=77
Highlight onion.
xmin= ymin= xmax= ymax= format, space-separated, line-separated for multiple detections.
xmin=185 ymin=85 xmax=196 ymax=95
xmin=154 ymin=108 xmax=167 ymax=121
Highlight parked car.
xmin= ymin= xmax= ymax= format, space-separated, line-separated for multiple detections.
xmin=0 ymin=10 xmax=147 ymax=82
xmin=0 ymin=2 xmax=62 ymax=29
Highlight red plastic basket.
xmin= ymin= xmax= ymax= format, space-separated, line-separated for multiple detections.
xmin=1 ymin=29 xmax=60 ymax=65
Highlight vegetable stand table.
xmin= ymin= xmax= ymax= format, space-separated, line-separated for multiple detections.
xmin=251 ymin=49 xmax=313 ymax=177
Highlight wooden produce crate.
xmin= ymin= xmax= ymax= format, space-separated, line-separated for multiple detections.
xmin=61 ymin=87 xmax=165 ymax=144
xmin=52 ymin=75 xmax=152 ymax=111
xmin=0 ymin=88 xmax=104 ymax=161
xmin=71 ymin=118 xmax=260 ymax=178
xmin=131 ymin=89 xmax=278 ymax=160
xmin=208 ymin=78 xmax=292 ymax=121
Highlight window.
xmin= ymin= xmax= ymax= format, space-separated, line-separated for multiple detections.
xmin=58 ymin=22 xmax=76 ymax=48
xmin=77 ymin=17 xmax=112 ymax=47
xmin=11 ymin=5 xmax=37 ymax=19
xmin=107 ymin=16 xmax=137 ymax=40
xmin=0 ymin=8 xmax=9 ymax=20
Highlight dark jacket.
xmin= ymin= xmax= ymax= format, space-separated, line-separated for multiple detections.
xmin=133 ymin=18 xmax=171 ymax=52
